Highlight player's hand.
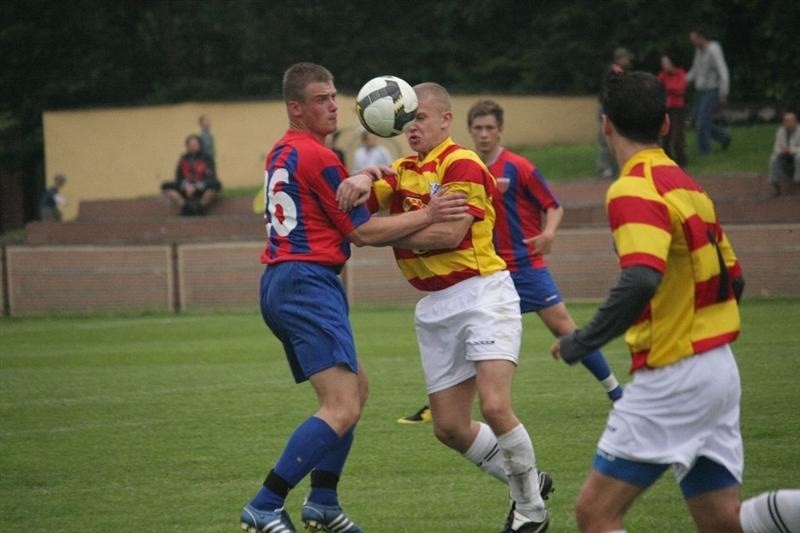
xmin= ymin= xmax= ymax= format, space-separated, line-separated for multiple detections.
xmin=184 ymin=184 xmax=197 ymax=197
xmin=337 ymin=174 xmax=373 ymax=211
xmin=425 ymin=191 xmax=469 ymax=223
xmin=360 ymin=165 xmax=396 ymax=181
xmin=549 ymin=338 xmax=562 ymax=360
xmin=524 ymin=231 xmax=555 ymax=255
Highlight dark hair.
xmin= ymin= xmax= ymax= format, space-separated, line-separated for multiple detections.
xmin=467 ymin=99 xmax=504 ymax=127
xmin=690 ymin=26 xmax=709 ymax=39
xmin=185 ymin=133 xmax=202 ymax=147
xmin=282 ymin=62 xmax=334 ymax=103
xmin=602 ymin=71 xmax=666 ymax=144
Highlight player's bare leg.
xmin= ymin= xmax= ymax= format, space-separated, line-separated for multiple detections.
xmin=685 ymin=485 xmax=743 ymax=533
xmin=309 ymin=364 xmax=364 ymax=435
xmin=428 ymin=377 xmax=478 ymax=453
xmin=538 ymin=303 xmax=623 ymax=401
xmin=575 ymin=469 xmax=643 ymax=533
xmin=476 ymin=359 xmax=547 ymax=529
xmin=474 ymin=359 xmax=519 ymax=434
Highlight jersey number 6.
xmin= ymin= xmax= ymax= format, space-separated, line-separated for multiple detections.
xmin=265 ymin=168 xmax=298 ymax=237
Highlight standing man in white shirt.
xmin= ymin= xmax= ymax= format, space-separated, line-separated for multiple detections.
xmin=352 ymin=130 xmax=393 ymax=172
xmin=687 ymin=27 xmax=732 ymax=155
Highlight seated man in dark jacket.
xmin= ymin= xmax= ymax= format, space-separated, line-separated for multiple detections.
xmin=162 ymin=134 xmax=221 ymax=215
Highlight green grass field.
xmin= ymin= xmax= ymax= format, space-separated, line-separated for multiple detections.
xmin=1 ymin=300 xmax=799 ymax=532
xmin=515 ymin=123 xmax=774 ymax=181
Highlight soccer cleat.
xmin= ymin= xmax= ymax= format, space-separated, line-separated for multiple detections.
xmin=240 ymin=504 xmax=296 ymax=533
xmin=397 ymin=404 xmax=432 ymax=424
xmin=538 ymin=470 xmax=554 ymax=500
xmin=503 ymin=470 xmax=554 ymax=532
xmin=502 ymin=509 xmax=549 ymax=533
xmin=301 ymin=500 xmax=363 ymax=533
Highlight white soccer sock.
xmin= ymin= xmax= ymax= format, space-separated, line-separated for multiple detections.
xmin=741 ymin=490 xmax=800 ymax=533
xmin=601 ymin=374 xmax=621 ymax=392
xmin=497 ymin=424 xmax=546 ymax=521
xmin=462 ymin=422 xmax=507 ymax=483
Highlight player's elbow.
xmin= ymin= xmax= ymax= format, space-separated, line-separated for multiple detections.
xmin=348 ymin=228 xmax=385 ymax=247
xmin=348 ymin=230 xmax=369 ymax=247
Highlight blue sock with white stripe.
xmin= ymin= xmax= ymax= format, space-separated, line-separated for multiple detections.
xmin=581 ymin=349 xmax=623 ymax=401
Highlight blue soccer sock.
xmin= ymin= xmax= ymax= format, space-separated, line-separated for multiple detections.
xmin=308 ymin=428 xmax=354 ymax=506
xmin=581 ymin=350 xmax=623 ymax=401
xmin=249 ymin=416 xmax=341 ymax=511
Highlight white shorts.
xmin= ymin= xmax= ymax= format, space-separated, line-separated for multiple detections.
xmin=415 ymin=270 xmax=522 ymax=394
xmin=598 ymin=344 xmax=744 ymax=483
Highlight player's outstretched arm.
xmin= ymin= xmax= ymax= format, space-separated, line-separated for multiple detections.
xmin=551 ymin=265 xmax=662 ymax=364
xmin=347 ymin=192 xmax=469 ymax=247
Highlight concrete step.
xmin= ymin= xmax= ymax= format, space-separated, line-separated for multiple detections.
xmin=26 ymin=215 xmax=265 ymax=245
xmin=77 ymin=196 xmax=256 ymax=220
xmin=551 ymin=174 xmax=769 ymax=206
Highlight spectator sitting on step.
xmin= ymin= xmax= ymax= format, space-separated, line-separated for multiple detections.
xmin=768 ymin=111 xmax=800 ymax=197
xmin=161 ymin=134 xmax=222 ymax=216
xmin=40 ymin=173 xmax=68 ymax=221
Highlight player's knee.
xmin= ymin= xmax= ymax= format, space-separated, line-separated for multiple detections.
xmin=432 ymin=421 xmax=468 ymax=451
xmin=320 ymin=396 xmax=362 ymax=434
xmin=478 ymin=397 xmax=512 ymax=429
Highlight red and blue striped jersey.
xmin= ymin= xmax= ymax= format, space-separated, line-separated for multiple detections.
xmin=260 ymin=130 xmax=370 ymax=267
xmin=488 ymin=149 xmax=560 ymax=270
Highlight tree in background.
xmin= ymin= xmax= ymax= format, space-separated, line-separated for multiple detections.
xmin=1 ymin=0 xmax=798 ymax=227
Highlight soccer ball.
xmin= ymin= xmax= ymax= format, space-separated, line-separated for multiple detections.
xmin=355 ymin=75 xmax=418 ymax=138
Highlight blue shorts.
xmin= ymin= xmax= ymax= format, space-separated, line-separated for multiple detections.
xmin=259 ymin=262 xmax=358 ymax=383
xmin=510 ymin=267 xmax=562 ymax=313
xmin=593 ymin=452 xmax=739 ymax=500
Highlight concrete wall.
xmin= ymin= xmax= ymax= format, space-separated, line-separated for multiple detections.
xmin=3 ymin=224 xmax=798 ymax=316
xmin=42 ymin=95 xmax=597 ymax=220
xmin=6 ymin=245 xmax=173 ymax=315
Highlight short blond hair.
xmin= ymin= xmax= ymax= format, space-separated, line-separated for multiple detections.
xmin=414 ymin=82 xmax=451 ymax=113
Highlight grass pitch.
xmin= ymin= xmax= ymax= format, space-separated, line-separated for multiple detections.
xmin=517 ymin=123 xmax=774 ymax=181
xmin=1 ymin=299 xmax=799 ymax=532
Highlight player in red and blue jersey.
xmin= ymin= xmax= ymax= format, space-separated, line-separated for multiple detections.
xmin=468 ymin=99 xmax=623 ymax=402
xmin=241 ymin=63 xmax=468 ymax=533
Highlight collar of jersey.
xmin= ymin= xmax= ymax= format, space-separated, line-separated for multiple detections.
xmin=620 ymin=146 xmax=669 ymax=177
xmin=417 ymin=137 xmax=456 ymax=164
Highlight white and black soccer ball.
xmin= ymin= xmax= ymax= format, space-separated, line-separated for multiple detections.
xmin=355 ymin=75 xmax=418 ymax=138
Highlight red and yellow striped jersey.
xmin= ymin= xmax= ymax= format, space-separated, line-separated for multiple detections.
xmin=371 ymin=137 xmax=506 ymax=291
xmin=606 ymin=148 xmax=742 ymax=372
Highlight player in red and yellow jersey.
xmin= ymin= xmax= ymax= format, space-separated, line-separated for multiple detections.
xmin=551 ymin=71 xmax=800 ymax=533
xmin=344 ymin=83 xmax=551 ymax=532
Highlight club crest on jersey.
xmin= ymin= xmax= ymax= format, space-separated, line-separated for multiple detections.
xmin=429 ymin=183 xmax=442 ymax=196
xmin=403 ymin=196 xmax=426 ymax=212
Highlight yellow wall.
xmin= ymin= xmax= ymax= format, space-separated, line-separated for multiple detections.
xmin=43 ymin=95 xmax=597 ymax=220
